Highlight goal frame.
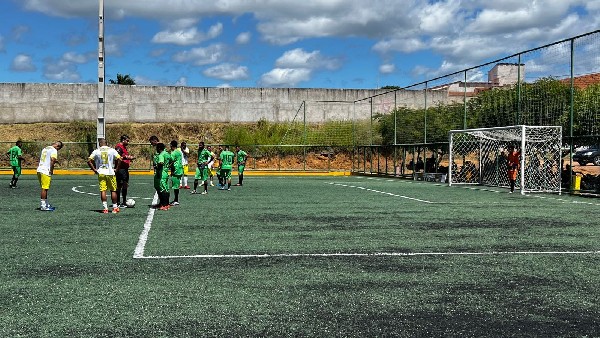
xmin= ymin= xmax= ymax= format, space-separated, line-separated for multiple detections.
xmin=448 ymin=125 xmax=562 ymax=195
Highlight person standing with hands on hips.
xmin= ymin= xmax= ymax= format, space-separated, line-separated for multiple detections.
xmin=88 ymin=138 xmax=122 ymax=214
xmin=235 ymin=145 xmax=247 ymax=186
xmin=115 ymin=135 xmax=135 ymax=208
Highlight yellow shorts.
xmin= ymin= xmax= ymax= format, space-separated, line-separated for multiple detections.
xmin=98 ymin=174 xmax=117 ymax=192
xmin=37 ymin=172 xmax=52 ymax=190
xmin=183 ymin=164 xmax=189 ymax=175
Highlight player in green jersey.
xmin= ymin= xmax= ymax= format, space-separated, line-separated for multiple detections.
xmin=169 ymin=140 xmax=184 ymax=206
xmin=218 ymin=145 xmax=235 ymax=191
xmin=191 ymin=141 xmax=212 ymax=195
xmin=154 ymin=143 xmax=171 ymax=210
xmin=235 ymin=146 xmax=248 ymax=186
xmin=7 ymin=140 xmax=24 ymax=188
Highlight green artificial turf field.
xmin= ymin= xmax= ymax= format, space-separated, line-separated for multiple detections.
xmin=1 ymin=174 xmax=600 ymax=337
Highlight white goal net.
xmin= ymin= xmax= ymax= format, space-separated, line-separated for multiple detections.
xmin=448 ymin=125 xmax=562 ymax=194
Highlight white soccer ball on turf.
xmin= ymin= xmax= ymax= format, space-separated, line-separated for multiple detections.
xmin=125 ymin=198 xmax=136 ymax=208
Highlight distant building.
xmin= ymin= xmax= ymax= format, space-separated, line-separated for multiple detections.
xmin=488 ymin=63 xmax=525 ymax=86
xmin=430 ymin=63 xmax=525 ymax=103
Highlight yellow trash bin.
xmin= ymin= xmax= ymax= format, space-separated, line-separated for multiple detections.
xmin=572 ymin=175 xmax=581 ymax=190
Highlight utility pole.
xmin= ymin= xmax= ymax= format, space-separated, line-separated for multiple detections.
xmin=97 ymin=0 xmax=106 ymax=141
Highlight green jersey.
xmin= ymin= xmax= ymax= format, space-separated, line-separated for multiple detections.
xmin=236 ymin=150 xmax=247 ymax=165
xmin=170 ymin=148 xmax=184 ymax=176
xmin=198 ymin=148 xmax=212 ymax=167
xmin=161 ymin=150 xmax=172 ymax=178
xmin=8 ymin=145 xmax=22 ymax=167
xmin=220 ymin=150 xmax=235 ymax=170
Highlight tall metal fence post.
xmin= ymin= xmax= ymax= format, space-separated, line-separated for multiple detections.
xmin=569 ymin=38 xmax=575 ymax=191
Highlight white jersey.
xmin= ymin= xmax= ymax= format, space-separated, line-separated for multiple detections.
xmin=89 ymin=146 xmax=121 ymax=175
xmin=37 ymin=146 xmax=58 ymax=176
xmin=181 ymin=147 xmax=189 ymax=166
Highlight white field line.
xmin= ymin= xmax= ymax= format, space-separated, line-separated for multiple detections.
xmin=137 ymin=250 xmax=600 ymax=259
xmin=72 ymin=185 xmax=153 ymax=200
xmin=327 ymin=182 xmax=434 ymax=204
xmin=133 ymin=192 xmax=159 ymax=258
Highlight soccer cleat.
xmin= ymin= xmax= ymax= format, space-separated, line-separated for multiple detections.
xmin=183 ymin=185 xmax=190 ymax=189
xmin=201 ymin=191 xmax=208 ymax=195
xmin=159 ymin=205 xmax=169 ymax=211
xmin=227 ymin=188 xmax=231 ymax=191
xmin=41 ymin=206 xmax=56 ymax=211
xmin=102 ymin=209 xmax=109 ymax=214
xmin=179 ymin=185 xmax=183 ymax=189
xmin=235 ymin=183 xmax=242 ymax=186
xmin=210 ymin=182 xmax=214 ymax=186
xmin=118 ymin=203 xmax=127 ymax=208
xmin=170 ymin=201 xmax=180 ymax=206
xmin=112 ymin=207 xmax=120 ymax=214
xmin=190 ymin=190 xmax=197 ymax=194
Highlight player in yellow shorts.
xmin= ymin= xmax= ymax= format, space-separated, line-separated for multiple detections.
xmin=88 ymin=138 xmax=122 ymax=213
xmin=36 ymin=141 xmax=63 ymax=211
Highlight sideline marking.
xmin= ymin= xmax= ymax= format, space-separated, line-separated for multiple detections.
xmin=137 ymin=250 xmax=600 ymax=259
xmin=328 ymin=182 xmax=434 ymax=204
xmin=133 ymin=192 xmax=159 ymax=258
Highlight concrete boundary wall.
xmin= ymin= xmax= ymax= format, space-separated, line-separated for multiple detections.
xmin=0 ymin=83 xmax=449 ymax=124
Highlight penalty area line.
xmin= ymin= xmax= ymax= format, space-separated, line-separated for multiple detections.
xmin=133 ymin=192 xmax=159 ymax=258
xmin=136 ymin=250 xmax=600 ymax=259
xmin=328 ymin=182 xmax=434 ymax=204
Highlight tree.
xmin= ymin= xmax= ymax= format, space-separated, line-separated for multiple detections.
xmin=109 ymin=73 xmax=135 ymax=85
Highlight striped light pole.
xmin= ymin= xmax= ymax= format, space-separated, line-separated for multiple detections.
xmin=97 ymin=0 xmax=106 ymax=141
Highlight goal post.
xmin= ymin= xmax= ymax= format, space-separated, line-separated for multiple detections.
xmin=448 ymin=125 xmax=562 ymax=194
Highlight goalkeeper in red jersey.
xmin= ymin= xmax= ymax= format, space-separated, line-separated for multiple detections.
xmin=503 ymin=145 xmax=521 ymax=193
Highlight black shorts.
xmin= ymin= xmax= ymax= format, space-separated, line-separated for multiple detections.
xmin=116 ymin=169 xmax=130 ymax=186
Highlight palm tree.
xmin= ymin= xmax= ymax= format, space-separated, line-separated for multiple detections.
xmin=109 ymin=73 xmax=135 ymax=85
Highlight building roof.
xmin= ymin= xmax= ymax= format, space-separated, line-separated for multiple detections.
xmin=561 ymin=73 xmax=600 ymax=89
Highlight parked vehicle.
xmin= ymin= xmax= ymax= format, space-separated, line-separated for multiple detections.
xmin=573 ymin=147 xmax=600 ymax=166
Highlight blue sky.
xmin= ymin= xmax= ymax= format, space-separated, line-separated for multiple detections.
xmin=0 ymin=0 xmax=598 ymax=89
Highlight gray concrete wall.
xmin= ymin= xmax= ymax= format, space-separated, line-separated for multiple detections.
xmin=0 ymin=83 xmax=449 ymax=124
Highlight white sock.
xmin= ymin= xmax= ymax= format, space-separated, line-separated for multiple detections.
xmin=112 ymin=203 xmax=117 ymax=209
xmin=102 ymin=201 xmax=108 ymax=209
xmin=41 ymin=199 xmax=47 ymax=208
xmin=183 ymin=177 xmax=188 ymax=186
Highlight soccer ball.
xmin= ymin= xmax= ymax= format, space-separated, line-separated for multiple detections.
xmin=125 ymin=199 xmax=136 ymax=208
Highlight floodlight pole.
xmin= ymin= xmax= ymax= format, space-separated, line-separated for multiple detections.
xmin=97 ymin=0 xmax=106 ymax=142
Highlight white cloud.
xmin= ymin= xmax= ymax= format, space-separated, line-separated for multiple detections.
xmin=379 ymin=63 xmax=395 ymax=74
xmin=275 ymin=48 xmax=341 ymax=70
xmin=134 ymin=75 xmax=160 ymax=86
xmin=235 ymin=32 xmax=251 ymax=44
xmin=173 ymin=44 xmax=226 ymax=66
xmin=174 ymin=76 xmax=188 ymax=86
xmin=43 ymin=59 xmax=79 ymax=81
xmin=259 ymin=68 xmax=311 ymax=87
xmin=11 ymin=54 xmax=36 ymax=72
xmin=62 ymin=51 xmax=90 ymax=64
xmin=418 ymin=0 xmax=462 ymax=34
xmin=372 ymin=38 xmax=426 ymax=54
xmin=152 ymin=22 xmax=223 ymax=45
xmin=203 ymin=63 xmax=249 ymax=81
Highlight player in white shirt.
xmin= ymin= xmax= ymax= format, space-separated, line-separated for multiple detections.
xmin=37 ymin=141 xmax=63 ymax=211
xmin=87 ymin=138 xmax=122 ymax=214
xmin=179 ymin=141 xmax=190 ymax=189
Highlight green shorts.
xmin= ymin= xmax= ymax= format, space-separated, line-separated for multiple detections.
xmin=195 ymin=166 xmax=209 ymax=181
xmin=171 ymin=174 xmax=182 ymax=189
xmin=11 ymin=166 xmax=21 ymax=177
xmin=220 ymin=168 xmax=232 ymax=180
